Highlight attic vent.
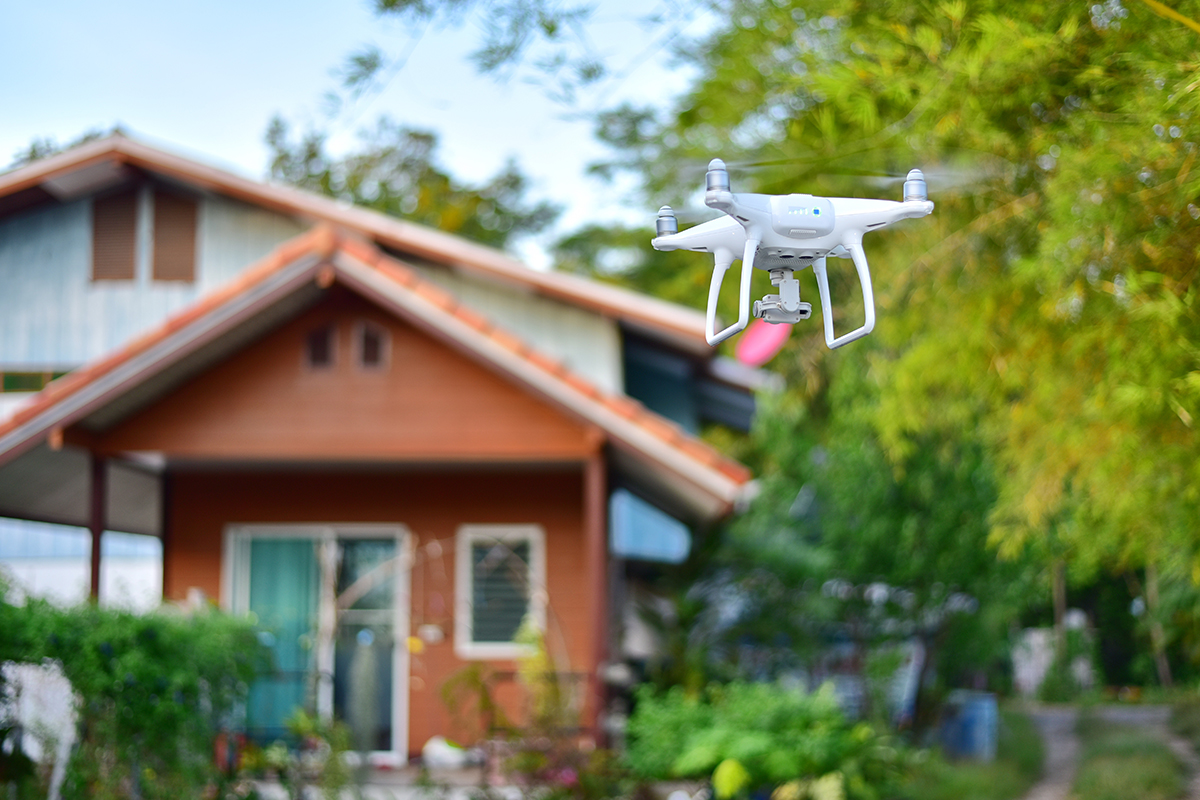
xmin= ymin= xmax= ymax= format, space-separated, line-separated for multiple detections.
xmin=305 ymin=325 xmax=335 ymax=369
xmin=356 ymin=321 xmax=389 ymax=370
xmin=92 ymin=189 xmax=138 ymax=281
xmin=153 ymin=191 xmax=197 ymax=282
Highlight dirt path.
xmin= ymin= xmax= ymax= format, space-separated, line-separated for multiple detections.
xmin=1019 ymin=705 xmax=1200 ymax=800
xmin=1020 ymin=706 xmax=1079 ymax=800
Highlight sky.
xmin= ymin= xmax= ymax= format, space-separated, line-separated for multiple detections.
xmin=0 ymin=0 xmax=712 ymax=268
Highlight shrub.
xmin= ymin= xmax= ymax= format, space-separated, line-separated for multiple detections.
xmin=1 ymin=589 xmax=268 ymax=799
xmin=625 ymin=682 xmax=909 ymax=800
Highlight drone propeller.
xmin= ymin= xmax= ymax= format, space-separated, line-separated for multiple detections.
xmin=667 ymin=148 xmax=1010 ymax=197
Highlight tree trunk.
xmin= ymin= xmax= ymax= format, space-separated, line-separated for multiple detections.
xmin=910 ymin=631 xmax=941 ymax=733
xmin=1052 ymin=558 xmax=1067 ymax=661
xmin=1145 ymin=561 xmax=1174 ymax=688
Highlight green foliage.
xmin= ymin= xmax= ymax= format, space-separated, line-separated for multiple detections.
xmin=0 ymin=585 xmax=267 ymax=799
xmin=568 ymin=0 xmax=1200 ymax=685
xmin=711 ymin=376 xmax=1035 ymax=715
xmin=626 ymin=682 xmax=908 ymax=800
xmin=7 ymin=127 xmax=109 ymax=169
xmin=1071 ymin=715 xmax=1185 ymax=800
xmin=265 ymin=115 xmax=559 ymax=250
xmin=460 ymin=624 xmax=632 ymax=800
xmin=440 ymin=662 xmax=510 ymax=741
xmin=237 ymin=709 xmax=353 ymax=800
xmin=1170 ymin=697 xmax=1200 ymax=751
xmin=1038 ymin=628 xmax=1098 ymax=701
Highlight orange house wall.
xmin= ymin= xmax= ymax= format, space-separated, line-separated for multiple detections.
xmin=94 ymin=288 xmax=596 ymax=462
xmin=166 ymin=467 xmax=593 ymax=756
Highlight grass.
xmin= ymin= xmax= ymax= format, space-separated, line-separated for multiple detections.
xmin=1070 ymin=712 xmax=1184 ymax=800
xmin=1170 ymin=697 xmax=1200 ymax=752
xmin=899 ymin=710 xmax=1044 ymax=800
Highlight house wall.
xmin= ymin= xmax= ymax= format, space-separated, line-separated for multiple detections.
xmin=0 ymin=193 xmax=303 ymax=370
xmin=165 ymin=467 xmax=593 ymax=756
xmin=93 ymin=289 xmax=597 ymax=462
xmin=411 ymin=264 xmax=624 ymax=394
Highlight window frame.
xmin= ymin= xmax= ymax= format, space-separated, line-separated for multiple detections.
xmin=303 ymin=324 xmax=337 ymax=371
xmin=454 ymin=524 xmax=547 ymax=660
xmin=353 ymin=320 xmax=391 ymax=371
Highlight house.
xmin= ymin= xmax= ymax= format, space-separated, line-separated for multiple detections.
xmin=0 ymin=135 xmax=758 ymax=762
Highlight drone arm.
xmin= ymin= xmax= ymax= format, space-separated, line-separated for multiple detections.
xmin=812 ymin=234 xmax=876 ymax=349
xmin=705 ymin=237 xmax=759 ymax=346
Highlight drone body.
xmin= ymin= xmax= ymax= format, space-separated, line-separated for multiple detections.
xmin=651 ymin=159 xmax=934 ymax=348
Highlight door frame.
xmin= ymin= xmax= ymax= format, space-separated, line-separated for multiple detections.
xmin=222 ymin=523 xmax=412 ymax=765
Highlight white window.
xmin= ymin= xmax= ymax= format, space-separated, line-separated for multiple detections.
xmin=454 ymin=524 xmax=546 ymax=660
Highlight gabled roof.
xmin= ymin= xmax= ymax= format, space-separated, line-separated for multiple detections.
xmin=0 ymin=134 xmax=710 ymax=354
xmin=0 ymin=226 xmax=751 ymax=523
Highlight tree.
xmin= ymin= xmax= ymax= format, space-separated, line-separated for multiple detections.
xmin=7 ymin=127 xmax=110 ymax=168
xmin=265 ymin=115 xmax=559 ymax=249
xmin=580 ymin=0 xmax=1200 ymax=683
xmin=718 ymin=353 xmax=1036 ymax=720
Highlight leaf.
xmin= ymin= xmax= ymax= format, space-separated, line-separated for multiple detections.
xmin=811 ymin=773 xmax=845 ymax=800
xmin=341 ymin=46 xmax=384 ymax=94
xmin=713 ymin=759 xmax=752 ymax=799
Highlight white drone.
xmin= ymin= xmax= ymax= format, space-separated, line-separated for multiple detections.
xmin=652 ymin=159 xmax=935 ymax=348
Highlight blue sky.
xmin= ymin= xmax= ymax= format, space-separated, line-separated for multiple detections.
xmin=1 ymin=0 xmax=709 ymax=265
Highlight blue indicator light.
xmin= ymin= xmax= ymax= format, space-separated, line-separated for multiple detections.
xmin=813 ymin=208 xmax=821 ymax=215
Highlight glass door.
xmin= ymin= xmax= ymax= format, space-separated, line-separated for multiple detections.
xmin=226 ymin=525 xmax=410 ymax=763
xmin=245 ymin=537 xmax=319 ymax=742
xmin=333 ymin=537 xmax=397 ymax=752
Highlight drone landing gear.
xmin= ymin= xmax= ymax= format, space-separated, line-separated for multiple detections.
xmin=753 ymin=267 xmax=811 ymax=324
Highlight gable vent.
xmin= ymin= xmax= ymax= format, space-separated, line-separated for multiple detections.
xmin=153 ymin=191 xmax=197 ymax=282
xmin=92 ymin=189 xmax=138 ymax=281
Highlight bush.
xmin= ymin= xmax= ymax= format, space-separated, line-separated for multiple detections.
xmin=1 ymin=589 xmax=268 ymax=799
xmin=625 ymin=682 xmax=909 ymax=800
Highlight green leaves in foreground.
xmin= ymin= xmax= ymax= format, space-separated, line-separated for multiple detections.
xmin=625 ymin=682 xmax=907 ymax=800
xmin=1 ymin=588 xmax=268 ymax=800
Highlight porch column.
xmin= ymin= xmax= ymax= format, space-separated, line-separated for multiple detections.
xmin=584 ymin=450 xmax=608 ymax=741
xmin=89 ymin=453 xmax=107 ymax=602
xmin=160 ymin=470 xmax=173 ymax=601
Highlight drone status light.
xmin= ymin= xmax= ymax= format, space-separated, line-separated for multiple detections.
xmin=651 ymin=159 xmax=934 ymax=349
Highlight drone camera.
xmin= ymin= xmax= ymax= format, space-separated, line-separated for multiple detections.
xmin=753 ymin=267 xmax=811 ymax=324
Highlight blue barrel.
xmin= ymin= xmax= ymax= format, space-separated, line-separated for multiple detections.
xmin=941 ymin=691 xmax=998 ymax=761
